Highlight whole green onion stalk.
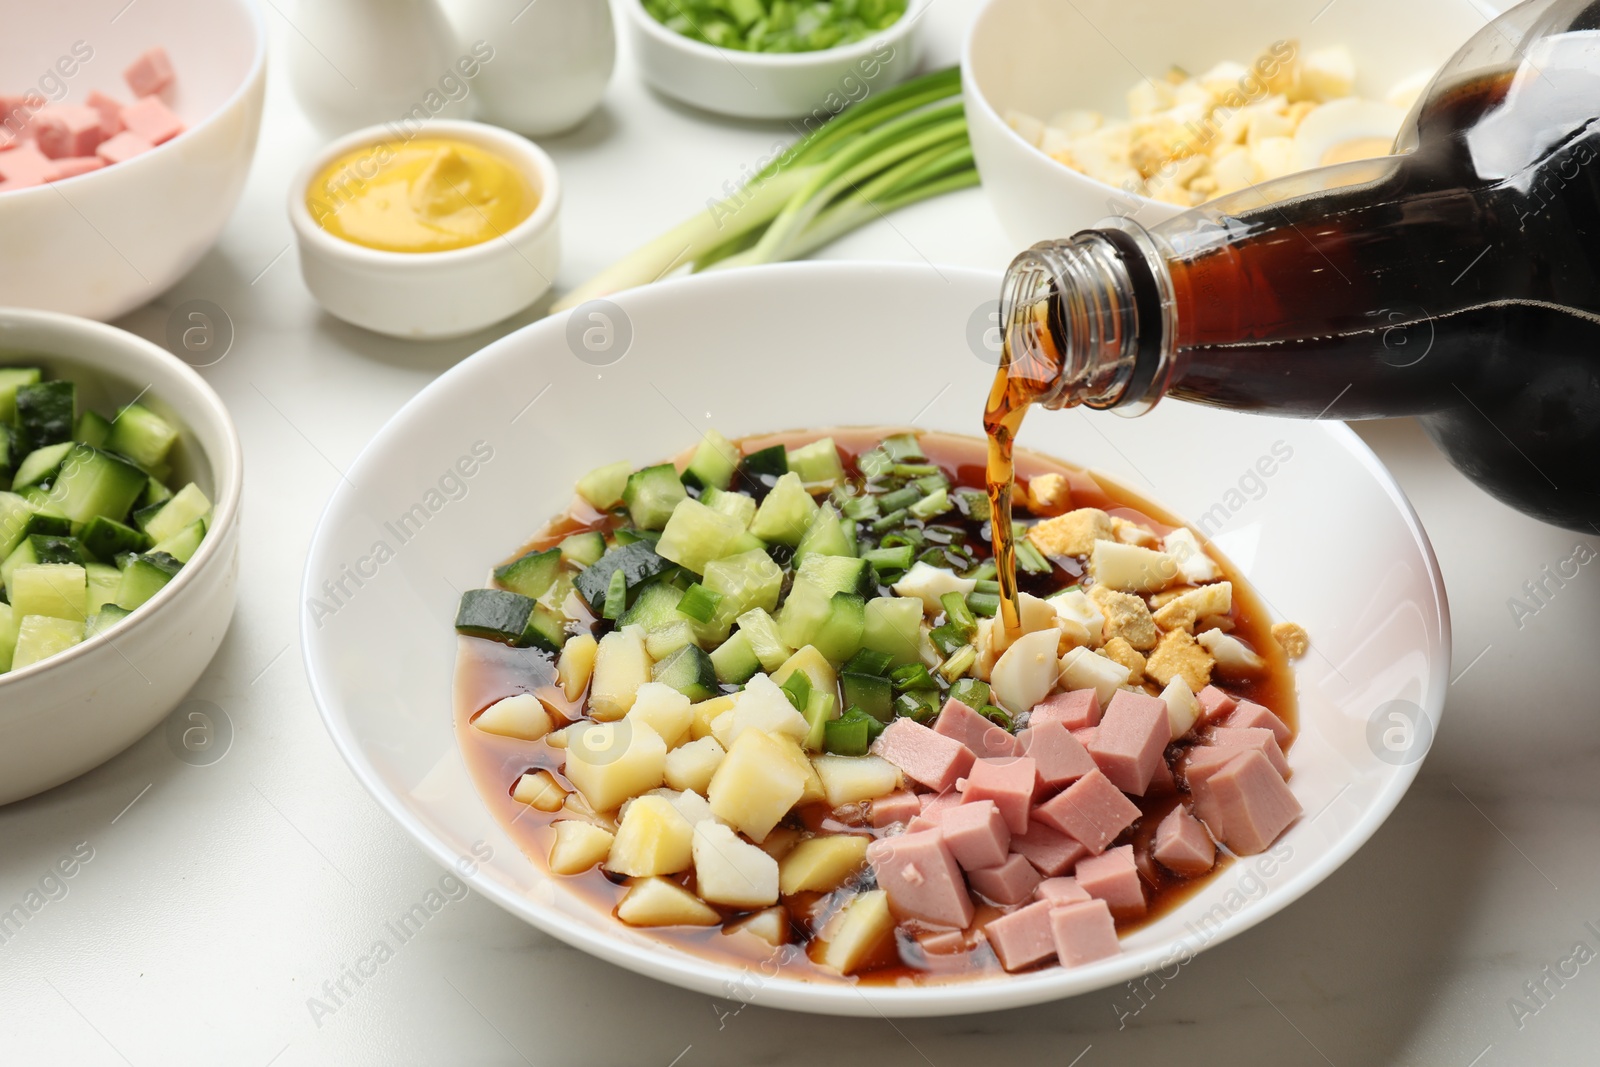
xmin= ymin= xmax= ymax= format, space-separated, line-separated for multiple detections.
xmin=550 ymin=67 xmax=975 ymax=313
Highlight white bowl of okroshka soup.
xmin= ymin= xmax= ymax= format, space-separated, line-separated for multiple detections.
xmin=301 ymin=261 xmax=1447 ymax=1016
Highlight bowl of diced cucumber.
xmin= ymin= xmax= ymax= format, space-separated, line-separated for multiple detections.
xmin=0 ymin=309 xmax=241 ymax=805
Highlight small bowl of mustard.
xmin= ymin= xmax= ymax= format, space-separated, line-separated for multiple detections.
xmin=289 ymin=120 xmax=561 ymax=340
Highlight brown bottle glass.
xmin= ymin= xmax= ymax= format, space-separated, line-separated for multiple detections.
xmin=995 ymin=0 xmax=1600 ymax=531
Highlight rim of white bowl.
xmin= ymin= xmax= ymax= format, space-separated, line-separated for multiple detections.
xmin=301 ymin=260 xmax=1450 ymax=1015
xmin=0 ymin=308 xmax=243 ymax=689
xmin=0 ymin=0 xmax=268 ymax=201
xmin=287 ymin=119 xmax=562 ymax=270
xmin=959 ymin=0 xmax=1172 ymax=213
xmin=624 ymin=0 xmax=930 ymax=69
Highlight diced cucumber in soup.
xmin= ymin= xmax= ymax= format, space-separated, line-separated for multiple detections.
xmin=103 ymin=404 xmax=179 ymax=469
xmin=682 ymin=429 xmax=740 ymax=492
xmin=114 ymin=552 xmax=182 ymax=611
xmin=45 ymin=445 xmax=148 ymax=524
xmin=0 ymin=368 xmax=43 ymax=423
xmin=786 ymin=437 xmax=845 ymax=487
xmin=653 ymin=643 xmax=718 ymax=701
xmin=141 ymin=483 xmax=211 ymax=545
xmin=15 ymin=380 xmax=74 ymax=448
xmin=495 ymin=547 xmax=562 ymax=598
xmin=11 ymin=441 xmax=73 ymax=490
xmin=622 ymin=464 xmax=688 ymax=530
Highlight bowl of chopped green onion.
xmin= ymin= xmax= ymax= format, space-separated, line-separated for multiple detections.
xmin=624 ymin=0 xmax=928 ymax=119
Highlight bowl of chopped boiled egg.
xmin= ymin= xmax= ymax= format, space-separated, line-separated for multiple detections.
xmin=960 ymin=0 xmax=1487 ymax=246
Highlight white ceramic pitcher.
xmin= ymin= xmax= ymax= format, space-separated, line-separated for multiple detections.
xmin=442 ymin=0 xmax=615 ymax=135
xmin=287 ymin=0 xmax=473 ymax=135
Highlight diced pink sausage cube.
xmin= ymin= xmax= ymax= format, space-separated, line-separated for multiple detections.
xmin=1087 ymin=690 xmax=1171 ymax=795
xmin=904 ymin=815 xmax=937 ymax=834
xmin=124 ymin=46 xmax=176 ymax=98
xmin=1208 ymin=726 xmax=1290 ymax=778
xmin=939 ymin=799 xmax=1011 ymax=872
xmin=0 ymin=144 xmax=53 ymax=188
xmin=1190 ymin=749 xmax=1302 ymax=855
xmin=917 ymin=929 xmax=966 ymax=955
xmin=1010 ymin=822 xmax=1087 ymax=876
xmin=1035 ymin=876 xmax=1091 ymax=905
xmin=1147 ymin=755 xmax=1176 ymax=796
xmin=0 ymin=127 xmax=18 ymax=153
xmin=873 ymin=717 xmax=975 ymax=792
xmin=1073 ymin=844 xmax=1145 ymax=917
xmin=1180 ymin=745 xmax=1243 ymax=791
xmin=33 ymin=106 xmax=107 ymax=159
xmin=983 ymin=900 xmax=1057 ymax=971
xmin=1033 ymin=769 xmax=1140 ymax=854
xmin=96 ymin=131 xmax=154 ymax=165
xmin=960 ymin=757 xmax=1036 ymax=834
xmin=48 ymin=156 xmax=106 ymax=181
xmin=967 ymin=853 xmax=1042 ymax=905
xmin=1152 ymin=805 xmax=1215 ymax=875
xmin=867 ymin=830 xmax=974 ymax=928
xmin=1197 ymin=685 xmax=1238 ymax=722
xmin=870 ymin=790 xmax=923 ymax=828
xmin=1032 ymin=688 xmax=1101 ymax=730
xmin=120 ymin=96 xmax=184 ymax=146
xmin=1072 ymin=726 xmax=1099 ymax=749
xmin=1021 ymin=720 xmax=1098 ymax=792
xmin=85 ymin=91 xmax=127 ymax=138
xmin=1226 ymin=700 xmax=1291 ymax=746
xmin=1050 ymin=898 xmax=1121 ymax=967
xmin=934 ymin=698 xmax=1020 ymax=759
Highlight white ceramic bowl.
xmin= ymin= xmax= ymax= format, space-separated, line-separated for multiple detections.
xmin=962 ymin=0 xmax=1484 ymax=247
xmin=302 ymin=261 xmax=1448 ymax=1016
xmin=288 ymin=119 xmax=562 ymax=341
xmin=0 ymin=0 xmax=267 ymax=322
xmin=0 ymin=309 xmax=242 ymax=806
xmin=623 ymin=0 xmax=928 ymax=119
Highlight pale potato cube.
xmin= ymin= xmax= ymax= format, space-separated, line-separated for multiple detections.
xmin=548 ymin=820 xmax=614 ymax=875
xmin=473 ymin=694 xmax=552 ymax=741
xmin=589 ymin=628 xmax=652 ymax=721
xmin=692 ymin=821 xmax=779 ymax=908
xmin=1250 ymin=135 xmax=1297 ymax=181
xmin=812 ymin=755 xmax=901 ymax=807
xmin=771 ymin=645 xmax=838 ymax=702
xmin=710 ymin=709 xmax=737 ymax=749
xmin=512 ymin=770 xmax=567 ymax=811
xmin=1197 ymin=628 xmax=1266 ymax=674
xmin=546 ymin=727 xmax=570 ymax=748
xmin=1047 ymin=588 xmax=1105 ymax=649
xmin=775 ymin=737 xmax=828 ymax=805
xmin=626 ymin=681 xmax=694 ymax=748
xmin=757 ymin=825 xmax=803 ymax=861
xmin=1060 ymin=645 xmax=1131 ymax=706
xmin=1088 ymin=540 xmax=1180 ymax=594
xmin=1301 ymin=46 xmax=1355 ymax=102
xmin=689 ymin=694 xmax=737 ymax=741
xmin=637 ymin=786 xmax=717 ymax=826
xmin=1127 ymin=78 xmax=1175 ymax=117
xmin=707 ymin=729 xmax=809 ymax=842
xmin=560 ymin=791 xmax=619 ymax=833
xmin=1162 ymin=527 xmax=1223 ymax=583
xmin=990 ymin=628 xmax=1062 ymax=713
xmin=727 ymin=673 xmax=809 ymax=746
xmin=728 ymin=906 xmax=788 ymax=947
xmin=891 ymin=562 xmax=977 ymax=615
xmin=664 ymin=736 xmax=726 ymax=794
xmin=778 ymin=835 xmax=870 ymax=894
xmin=814 ymin=890 xmax=893 ymax=975
xmin=563 ymin=720 xmax=667 ymax=812
xmin=605 ymin=795 xmax=694 ymax=877
xmin=616 ymin=877 xmax=719 ymax=927
xmin=1160 ymin=674 xmax=1203 ymax=740
xmin=557 ymin=634 xmax=598 ymax=702
xmin=1047 ymin=109 xmax=1102 ymax=137
xmin=1111 ymin=517 xmax=1160 ymax=548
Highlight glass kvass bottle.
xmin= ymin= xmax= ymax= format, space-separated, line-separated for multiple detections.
xmin=989 ymin=0 xmax=1600 ymax=532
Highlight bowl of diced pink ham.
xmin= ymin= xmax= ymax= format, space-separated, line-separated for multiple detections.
xmin=0 ymin=0 xmax=266 ymax=321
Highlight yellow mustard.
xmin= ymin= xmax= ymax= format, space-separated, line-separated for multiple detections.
xmin=307 ymin=137 xmax=536 ymax=254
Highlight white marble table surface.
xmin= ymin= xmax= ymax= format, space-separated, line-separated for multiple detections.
xmin=3 ymin=1 xmax=1596 ymax=1064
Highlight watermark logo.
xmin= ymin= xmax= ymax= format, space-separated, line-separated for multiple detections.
xmin=1366 ymin=698 xmax=1432 ymax=766
xmin=967 ymin=299 xmax=1003 ymax=366
xmin=164 ymin=699 xmax=233 ymax=767
xmin=164 ymin=299 xmax=234 ymax=368
xmin=1372 ymin=305 xmax=1434 ymax=368
xmin=565 ymin=299 xmax=632 ymax=368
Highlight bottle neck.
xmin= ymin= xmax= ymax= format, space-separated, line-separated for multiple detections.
xmin=999 ymin=221 xmax=1176 ymax=415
